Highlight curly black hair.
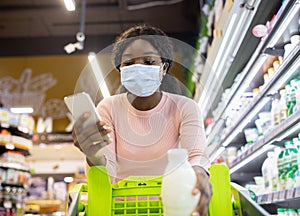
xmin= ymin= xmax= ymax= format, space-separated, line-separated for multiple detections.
xmin=112 ymin=24 xmax=174 ymax=73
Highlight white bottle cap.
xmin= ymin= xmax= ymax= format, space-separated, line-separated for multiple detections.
xmin=291 ymin=35 xmax=300 ymax=44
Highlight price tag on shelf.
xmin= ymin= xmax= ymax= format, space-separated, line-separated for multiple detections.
xmin=278 ymin=190 xmax=286 ymax=201
xmin=286 ymin=188 xmax=295 ymax=199
xmin=272 ymin=191 xmax=279 ymax=202
xmin=267 ymin=193 xmax=273 ymax=203
xmin=295 ymin=187 xmax=300 ymax=198
xmin=256 ymin=195 xmax=263 ymax=204
xmin=258 ymin=194 xmax=270 ymax=204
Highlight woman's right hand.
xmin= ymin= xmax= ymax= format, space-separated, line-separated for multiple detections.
xmin=72 ymin=112 xmax=111 ymax=165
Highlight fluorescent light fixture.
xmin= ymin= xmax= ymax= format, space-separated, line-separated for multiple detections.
xmin=267 ymin=3 xmax=300 ymax=47
xmin=64 ymin=0 xmax=76 ymax=11
xmin=198 ymin=13 xmax=238 ymax=116
xmin=88 ymin=52 xmax=96 ymax=62
xmin=229 ymin=144 xmax=275 ymax=174
xmin=276 ymin=121 xmax=300 ymax=142
xmin=230 ymin=10 xmax=251 ymax=57
xmin=88 ymin=52 xmax=111 ymax=98
xmin=211 ymin=13 xmax=238 ymax=75
xmin=10 ymin=107 xmax=34 ymax=114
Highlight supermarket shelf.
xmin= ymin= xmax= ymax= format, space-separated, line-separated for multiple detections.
xmin=207 ymin=45 xmax=300 ymax=157
xmin=198 ymin=0 xmax=281 ymax=119
xmin=229 ymin=110 xmax=300 ymax=182
xmin=0 ymin=144 xmax=30 ymax=156
xmin=0 ymin=124 xmax=33 ymax=139
xmin=0 ymin=134 xmax=33 ymax=151
xmin=0 ymin=162 xmax=30 ymax=172
xmin=206 ymin=0 xmax=300 ymax=145
xmin=257 ymin=187 xmax=300 ymax=205
xmin=1 ymin=182 xmax=25 ymax=188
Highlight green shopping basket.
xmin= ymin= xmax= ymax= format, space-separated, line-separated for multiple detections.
xmin=68 ymin=164 xmax=233 ymax=216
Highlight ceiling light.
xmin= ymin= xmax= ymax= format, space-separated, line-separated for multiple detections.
xmin=88 ymin=52 xmax=111 ymax=98
xmin=10 ymin=107 xmax=34 ymax=114
xmin=64 ymin=0 xmax=76 ymax=11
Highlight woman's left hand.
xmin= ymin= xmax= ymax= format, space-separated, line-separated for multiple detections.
xmin=191 ymin=166 xmax=212 ymax=216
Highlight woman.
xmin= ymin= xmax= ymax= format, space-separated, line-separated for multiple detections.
xmin=73 ymin=24 xmax=211 ymax=216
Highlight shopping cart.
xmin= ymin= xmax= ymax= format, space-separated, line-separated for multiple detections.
xmin=67 ymin=164 xmax=269 ymax=216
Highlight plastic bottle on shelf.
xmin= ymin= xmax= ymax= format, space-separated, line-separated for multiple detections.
xmin=286 ymin=208 xmax=297 ymax=216
xmin=282 ymin=141 xmax=298 ymax=189
xmin=277 ymin=208 xmax=286 ymax=216
xmin=287 ymin=81 xmax=297 ymax=116
xmin=161 ymin=148 xmax=200 ymax=216
xmin=294 ymin=137 xmax=300 ymax=187
xmin=291 ymin=79 xmax=300 ymax=114
xmin=277 ymin=146 xmax=286 ymax=190
xmin=261 ymin=151 xmax=275 ymax=192
xmin=279 ymin=89 xmax=288 ymax=123
xmin=273 ymin=60 xmax=280 ymax=70
xmin=271 ymin=95 xmax=281 ymax=127
xmin=272 ymin=147 xmax=281 ymax=191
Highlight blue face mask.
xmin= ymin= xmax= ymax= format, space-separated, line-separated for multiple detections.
xmin=120 ymin=64 xmax=163 ymax=97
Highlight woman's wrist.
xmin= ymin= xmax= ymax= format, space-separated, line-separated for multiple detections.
xmin=86 ymin=154 xmax=106 ymax=166
xmin=192 ymin=165 xmax=210 ymax=178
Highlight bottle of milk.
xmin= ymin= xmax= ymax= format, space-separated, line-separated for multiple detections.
xmin=261 ymin=151 xmax=275 ymax=193
xmin=161 ymin=148 xmax=200 ymax=216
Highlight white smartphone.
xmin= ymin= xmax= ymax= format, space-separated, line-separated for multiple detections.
xmin=64 ymin=92 xmax=110 ymax=142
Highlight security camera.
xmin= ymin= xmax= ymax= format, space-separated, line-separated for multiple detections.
xmin=64 ymin=32 xmax=85 ymax=54
xmin=64 ymin=43 xmax=76 ymax=54
xmin=76 ymin=32 xmax=85 ymax=42
xmin=74 ymin=41 xmax=84 ymax=50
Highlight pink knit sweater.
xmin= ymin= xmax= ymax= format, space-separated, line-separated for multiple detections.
xmin=97 ymin=92 xmax=210 ymax=182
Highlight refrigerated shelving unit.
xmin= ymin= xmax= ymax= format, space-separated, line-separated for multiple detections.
xmin=195 ymin=0 xmax=300 ymax=214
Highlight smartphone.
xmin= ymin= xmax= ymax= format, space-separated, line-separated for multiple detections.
xmin=64 ymin=92 xmax=110 ymax=142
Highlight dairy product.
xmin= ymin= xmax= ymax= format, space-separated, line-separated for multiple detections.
xmin=281 ymin=141 xmax=298 ymax=189
xmin=279 ymin=89 xmax=288 ymax=122
xmin=271 ymin=96 xmax=280 ymax=127
xmin=262 ymin=151 xmax=276 ymax=192
xmin=294 ymin=138 xmax=300 ymax=187
xmin=161 ymin=148 xmax=200 ymax=216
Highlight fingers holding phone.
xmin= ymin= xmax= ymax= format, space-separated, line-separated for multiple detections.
xmin=72 ymin=111 xmax=111 ymax=157
xmin=64 ymin=92 xmax=111 ymax=158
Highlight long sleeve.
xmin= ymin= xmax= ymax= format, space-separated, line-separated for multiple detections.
xmin=178 ymin=97 xmax=211 ymax=172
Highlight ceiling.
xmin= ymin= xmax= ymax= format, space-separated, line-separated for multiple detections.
xmin=0 ymin=0 xmax=201 ymax=174
xmin=0 ymin=0 xmax=201 ymax=56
